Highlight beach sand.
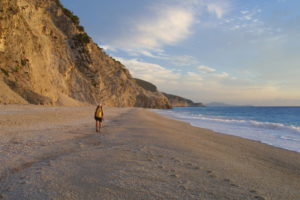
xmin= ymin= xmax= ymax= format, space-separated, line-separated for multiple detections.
xmin=0 ymin=105 xmax=299 ymax=200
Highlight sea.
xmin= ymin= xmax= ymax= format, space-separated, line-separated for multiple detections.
xmin=153 ymin=106 xmax=300 ymax=153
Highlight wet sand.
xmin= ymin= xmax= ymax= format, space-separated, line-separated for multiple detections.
xmin=0 ymin=105 xmax=299 ymax=200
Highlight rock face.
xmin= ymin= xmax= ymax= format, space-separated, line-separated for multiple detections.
xmin=163 ymin=93 xmax=204 ymax=107
xmin=134 ymin=78 xmax=157 ymax=92
xmin=134 ymin=78 xmax=204 ymax=107
xmin=0 ymin=0 xmax=170 ymax=108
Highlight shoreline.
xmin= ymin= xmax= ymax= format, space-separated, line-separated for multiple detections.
xmin=0 ymin=105 xmax=300 ymax=199
xmin=153 ymin=109 xmax=300 ymax=155
xmin=152 ymin=108 xmax=300 ymax=154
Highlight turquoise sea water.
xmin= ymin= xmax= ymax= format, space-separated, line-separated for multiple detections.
xmin=153 ymin=107 xmax=300 ymax=153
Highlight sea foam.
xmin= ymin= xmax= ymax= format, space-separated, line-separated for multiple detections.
xmin=153 ymin=107 xmax=300 ymax=153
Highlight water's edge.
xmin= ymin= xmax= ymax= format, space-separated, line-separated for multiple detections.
xmin=151 ymin=108 xmax=300 ymax=154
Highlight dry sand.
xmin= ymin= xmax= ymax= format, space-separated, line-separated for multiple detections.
xmin=0 ymin=105 xmax=299 ymax=200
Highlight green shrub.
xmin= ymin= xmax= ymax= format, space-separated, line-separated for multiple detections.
xmin=54 ymin=0 xmax=80 ymax=25
xmin=73 ymin=33 xmax=90 ymax=45
xmin=63 ymin=8 xmax=80 ymax=25
xmin=54 ymin=0 xmax=63 ymax=8
xmin=77 ymin=25 xmax=85 ymax=32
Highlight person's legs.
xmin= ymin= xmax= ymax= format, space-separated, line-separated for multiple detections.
xmin=98 ymin=121 xmax=102 ymax=132
xmin=96 ymin=120 xmax=100 ymax=132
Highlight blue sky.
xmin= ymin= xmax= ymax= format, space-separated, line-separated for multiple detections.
xmin=61 ymin=0 xmax=300 ymax=106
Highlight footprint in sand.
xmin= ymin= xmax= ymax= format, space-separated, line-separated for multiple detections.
xmin=249 ymin=190 xmax=257 ymax=194
xmin=206 ymin=170 xmax=216 ymax=178
xmin=155 ymin=163 xmax=167 ymax=172
xmin=178 ymin=185 xmax=186 ymax=190
xmin=209 ymin=174 xmax=216 ymax=178
xmin=223 ymin=178 xmax=230 ymax=183
xmin=19 ymin=180 xmax=27 ymax=185
xmin=207 ymin=192 xmax=214 ymax=196
xmin=223 ymin=178 xmax=239 ymax=188
xmin=254 ymin=196 xmax=265 ymax=200
xmin=170 ymin=157 xmax=181 ymax=163
xmin=80 ymin=139 xmax=101 ymax=148
xmin=170 ymin=174 xmax=179 ymax=178
xmin=230 ymin=183 xmax=239 ymax=187
xmin=185 ymin=163 xmax=199 ymax=170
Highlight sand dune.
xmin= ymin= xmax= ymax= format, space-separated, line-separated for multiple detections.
xmin=0 ymin=105 xmax=299 ymax=200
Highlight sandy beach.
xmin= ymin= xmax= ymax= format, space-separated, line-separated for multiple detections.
xmin=0 ymin=105 xmax=299 ymax=200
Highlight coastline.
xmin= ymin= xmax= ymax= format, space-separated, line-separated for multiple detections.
xmin=152 ymin=107 xmax=300 ymax=154
xmin=0 ymin=105 xmax=299 ymax=199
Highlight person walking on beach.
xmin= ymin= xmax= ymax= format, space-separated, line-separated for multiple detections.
xmin=94 ymin=104 xmax=104 ymax=132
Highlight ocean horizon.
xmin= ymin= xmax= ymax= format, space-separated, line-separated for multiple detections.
xmin=153 ymin=106 xmax=300 ymax=153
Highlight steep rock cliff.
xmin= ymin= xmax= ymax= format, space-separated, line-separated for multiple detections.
xmin=0 ymin=0 xmax=170 ymax=108
xmin=134 ymin=78 xmax=204 ymax=107
xmin=163 ymin=93 xmax=204 ymax=107
xmin=134 ymin=78 xmax=157 ymax=92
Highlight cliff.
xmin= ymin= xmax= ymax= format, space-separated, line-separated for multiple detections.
xmin=163 ymin=93 xmax=204 ymax=107
xmin=0 ymin=0 xmax=170 ymax=108
xmin=134 ymin=78 xmax=204 ymax=107
xmin=134 ymin=78 xmax=157 ymax=92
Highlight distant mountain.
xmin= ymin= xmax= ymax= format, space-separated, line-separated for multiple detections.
xmin=205 ymin=102 xmax=235 ymax=107
xmin=205 ymin=102 xmax=252 ymax=107
xmin=0 ymin=0 xmax=170 ymax=108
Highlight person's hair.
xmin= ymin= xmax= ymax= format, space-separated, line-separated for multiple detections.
xmin=96 ymin=104 xmax=103 ymax=110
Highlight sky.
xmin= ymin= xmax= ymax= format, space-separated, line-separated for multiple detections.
xmin=60 ymin=0 xmax=300 ymax=106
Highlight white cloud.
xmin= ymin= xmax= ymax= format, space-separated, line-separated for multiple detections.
xmin=197 ymin=65 xmax=216 ymax=73
xmin=215 ymin=72 xmax=229 ymax=78
xmin=101 ymin=44 xmax=116 ymax=52
xmin=115 ymin=57 xmax=205 ymax=89
xmin=207 ymin=3 xmax=226 ymax=18
xmin=135 ymin=8 xmax=194 ymax=49
xmin=241 ymin=10 xmax=249 ymax=15
xmin=169 ymin=55 xmax=200 ymax=67
xmin=115 ymin=57 xmax=180 ymax=84
xmin=112 ymin=7 xmax=194 ymax=50
xmin=184 ymin=72 xmax=203 ymax=86
xmin=106 ymin=0 xmax=231 ymax=53
xmin=223 ymin=8 xmax=280 ymax=38
xmin=117 ymin=48 xmax=201 ymax=67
